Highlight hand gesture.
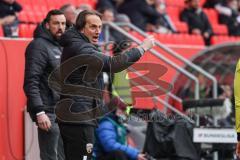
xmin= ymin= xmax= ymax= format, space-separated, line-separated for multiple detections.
xmin=138 ymin=153 xmax=147 ymax=160
xmin=141 ymin=35 xmax=155 ymax=51
xmin=37 ymin=113 xmax=51 ymax=131
xmin=236 ymin=141 xmax=240 ymax=158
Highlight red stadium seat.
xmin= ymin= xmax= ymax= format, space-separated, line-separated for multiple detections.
xmin=199 ymin=0 xmax=207 ymax=6
xmin=45 ymin=0 xmax=58 ymax=10
xmin=151 ymin=33 xmax=204 ymax=46
xmin=19 ymin=24 xmax=29 ymax=37
xmin=167 ymin=7 xmax=181 ymax=22
xmin=0 ymin=26 xmax=3 ymax=37
xmin=18 ymin=0 xmax=31 ymax=6
xmin=174 ymin=22 xmax=188 ymax=33
xmin=212 ymin=24 xmax=228 ymax=35
xmin=19 ymin=24 xmax=36 ymax=38
xmin=211 ymin=35 xmax=240 ymax=45
xmin=27 ymin=11 xmax=37 ymax=23
xmin=203 ymin=9 xmax=218 ymax=24
xmin=22 ymin=4 xmax=32 ymax=11
xmin=18 ymin=11 xmax=29 ymax=23
xmin=165 ymin=0 xmax=185 ymax=7
xmin=29 ymin=24 xmax=37 ymax=37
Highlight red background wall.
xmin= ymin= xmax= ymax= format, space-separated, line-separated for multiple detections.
xmin=0 ymin=39 xmax=30 ymax=160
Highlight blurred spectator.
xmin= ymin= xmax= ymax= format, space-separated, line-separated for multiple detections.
xmin=154 ymin=0 xmax=177 ymax=34
xmin=98 ymin=8 xmax=116 ymax=42
xmin=0 ymin=0 xmax=22 ymax=37
xmin=219 ymin=84 xmax=233 ymax=99
xmin=99 ymin=8 xmax=132 ymax=54
xmin=0 ymin=15 xmax=15 ymax=25
xmin=112 ymin=14 xmax=132 ymax=54
xmin=180 ymin=0 xmax=213 ymax=45
xmin=60 ymin=4 xmax=77 ymax=29
xmin=115 ymin=14 xmax=131 ymax=32
xmin=101 ymin=8 xmax=115 ymax=22
xmin=179 ymin=74 xmax=212 ymax=99
xmin=96 ymin=0 xmax=124 ymax=14
xmin=218 ymin=0 xmax=240 ymax=36
xmin=94 ymin=97 xmax=147 ymax=160
xmin=76 ymin=3 xmax=92 ymax=13
xmin=118 ymin=0 xmax=161 ymax=31
xmin=203 ymin=0 xmax=226 ymax=8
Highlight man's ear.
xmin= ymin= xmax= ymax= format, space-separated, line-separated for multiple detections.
xmin=80 ymin=28 xmax=84 ymax=33
xmin=45 ymin=22 xmax=50 ymax=30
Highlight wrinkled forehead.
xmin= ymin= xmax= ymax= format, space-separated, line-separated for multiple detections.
xmin=49 ymin=14 xmax=66 ymax=23
xmin=85 ymin=15 xmax=102 ymax=26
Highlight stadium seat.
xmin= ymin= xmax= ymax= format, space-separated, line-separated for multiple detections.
xmin=212 ymin=24 xmax=228 ymax=35
xmin=35 ymin=11 xmax=45 ymax=23
xmin=203 ymin=9 xmax=218 ymax=24
xmin=19 ymin=24 xmax=36 ymax=38
xmin=18 ymin=11 xmax=29 ymax=23
xmin=211 ymin=35 xmax=240 ymax=45
xmin=0 ymin=26 xmax=3 ymax=37
xmin=165 ymin=0 xmax=185 ymax=7
xmin=17 ymin=0 xmax=31 ymax=6
xmin=151 ymin=33 xmax=204 ymax=46
xmin=45 ymin=0 xmax=58 ymax=10
xmin=29 ymin=24 xmax=37 ymax=37
xmin=166 ymin=7 xmax=181 ymax=22
xmin=174 ymin=22 xmax=188 ymax=33
xmin=19 ymin=24 xmax=29 ymax=37
xmin=199 ymin=0 xmax=207 ymax=6
xmin=27 ymin=11 xmax=37 ymax=23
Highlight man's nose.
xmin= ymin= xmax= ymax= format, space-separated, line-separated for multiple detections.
xmin=96 ymin=28 xmax=101 ymax=34
xmin=59 ymin=24 xmax=65 ymax=30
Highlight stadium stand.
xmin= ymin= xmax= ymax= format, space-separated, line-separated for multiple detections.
xmin=0 ymin=0 xmax=234 ymax=45
xmin=211 ymin=35 xmax=240 ymax=45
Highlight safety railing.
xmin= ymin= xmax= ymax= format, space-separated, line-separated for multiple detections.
xmin=116 ymin=22 xmax=218 ymax=99
xmin=102 ymin=21 xmax=197 ymax=123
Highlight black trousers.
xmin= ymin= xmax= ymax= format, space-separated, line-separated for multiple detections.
xmin=58 ymin=124 xmax=95 ymax=160
xmin=98 ymin=150 xmax=129 ymax=160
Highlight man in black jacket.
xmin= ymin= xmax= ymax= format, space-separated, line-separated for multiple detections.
xmin=0 ymin=0 xmax=22 ymax=37
xmin=56 ymin=10 xmax=155 ymax=160
xmin=118 ymin=0 xmax=161 ymax=31
xmin=180 ymin=0 xmax=213 ymax=45
xmin=23 ymin=10 xmax=66 ymax=160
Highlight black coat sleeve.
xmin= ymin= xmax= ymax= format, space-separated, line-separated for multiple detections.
xmin=202 ymin=12 xmax=213 ymax=35
xmin=23 ymin=44 xmax=48 ymax=115
xmin=139 ymin=2 xmax=160 ymax=21
xmin=180 ymin=9 xmax=189 ymax=23
xmin=80 ymin=46 xmax=142 ymax=73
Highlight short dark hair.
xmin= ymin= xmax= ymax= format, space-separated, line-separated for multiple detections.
xmin=75 ymin=10 xmax=102 ymax=30
xmin=44 ymin=9 xmax=64 ymax=23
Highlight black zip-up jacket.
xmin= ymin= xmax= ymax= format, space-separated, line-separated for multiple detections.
xmin=58 ymin=27 xmax=143 ymax=125
xmin=23 ymin=23 xmax=62 ymax=121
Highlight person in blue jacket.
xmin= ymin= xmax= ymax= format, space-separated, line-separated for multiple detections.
xmin=94 ymin=97 xmax=146 ymax=160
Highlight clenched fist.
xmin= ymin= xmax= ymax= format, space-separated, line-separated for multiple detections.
xmin=141 ymin=35 xmax=155 ymax=51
